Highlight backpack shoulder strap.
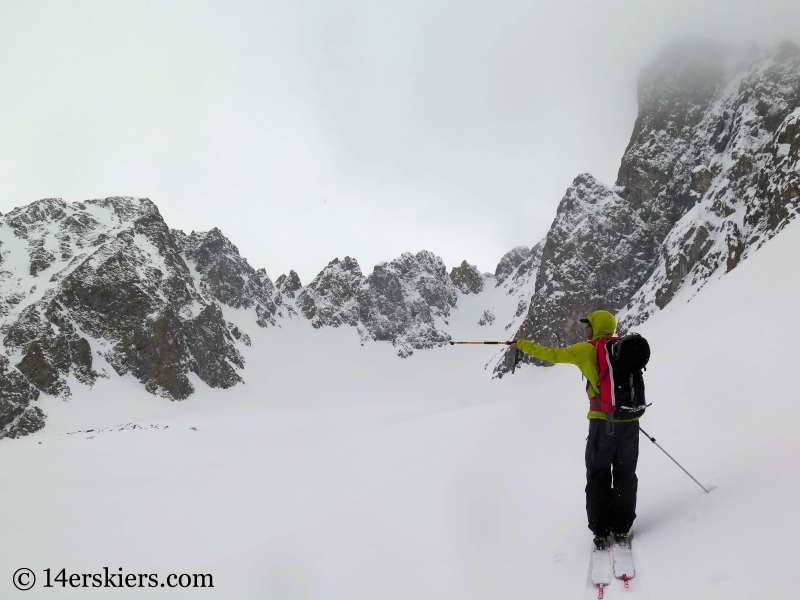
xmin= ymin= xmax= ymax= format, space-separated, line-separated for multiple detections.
xmin=591 ymin=336 xmax=621 ymax=380
xmin=590 ymin=337 xmax=610 ymax=380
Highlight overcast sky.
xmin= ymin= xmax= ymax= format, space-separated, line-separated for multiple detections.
xmin=1 ymin=1 xmax=798 ymax=283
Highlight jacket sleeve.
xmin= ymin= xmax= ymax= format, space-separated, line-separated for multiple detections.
xmin=516 ymin=339 xmax=594 ymax=366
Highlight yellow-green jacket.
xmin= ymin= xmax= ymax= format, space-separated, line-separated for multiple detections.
xmin=515 ymin=310 xmax=639 ymax=421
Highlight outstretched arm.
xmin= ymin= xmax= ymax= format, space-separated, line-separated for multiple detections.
xmin=514 ymin=338 xmax=594 ymax=366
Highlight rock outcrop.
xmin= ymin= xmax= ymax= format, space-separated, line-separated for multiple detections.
xmin=275 ymin=270 xmax=303 ymax=298
xmin=0 ymin=354 xmax=44 ymax=439
xmin=449 ymin=260 xmax=484 ymax=294
xmin=174 ymin=228 xmax=282 ymax=327
xmin=492 ymin=242 xmax=545 ymax=334
xmin=478 ymin=310 xmax=495 ymax=326
xmin=494 ymin=246 xmax=531 ymax=286
xmin=357 ymin=251 xmax=458 ymax=356
xmin=296 ymin=257 xmax=363 ymax=329
xmin=497 ymin=242 xmax=544 ymax=298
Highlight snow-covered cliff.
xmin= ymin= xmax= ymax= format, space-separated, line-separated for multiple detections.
xmin=496 ymin=40 xmax=800 ymax=375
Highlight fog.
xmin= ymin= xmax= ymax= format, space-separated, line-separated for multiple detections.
xmin=0 ymin=0 xmax=797 ymax=282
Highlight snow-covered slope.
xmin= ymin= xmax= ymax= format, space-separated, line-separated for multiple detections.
xmin=441 ymin=245 xmax=543 ymax=352
xmin=3 ymin=198 xmax=799 ymax=600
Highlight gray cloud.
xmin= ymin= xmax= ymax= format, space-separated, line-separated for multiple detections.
xmin=0 ymin=0 xmax=798 ymax=281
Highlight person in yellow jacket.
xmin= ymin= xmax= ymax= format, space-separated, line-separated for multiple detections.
xmin=511 ymin=309 xmax=639 ymax=550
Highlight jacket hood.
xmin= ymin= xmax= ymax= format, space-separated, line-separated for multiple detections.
xmin=586 ymin=310 xmax=616 ymax=339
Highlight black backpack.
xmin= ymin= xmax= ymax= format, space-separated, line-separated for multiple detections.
xmin=607 ymin=333 xmax=650 ymax=419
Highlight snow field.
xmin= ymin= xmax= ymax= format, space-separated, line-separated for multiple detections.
xmin=2 ymin=219 xmax=800 ymax=599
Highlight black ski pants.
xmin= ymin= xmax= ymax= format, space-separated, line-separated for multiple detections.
xmin=585 ymin=419 xmax=639 ymax=537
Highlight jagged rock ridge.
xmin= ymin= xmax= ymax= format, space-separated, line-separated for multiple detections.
xmin=173 ymin=228 xmax=285 ymax=327
xmin=0 ymin=198 xmax=464 ymax=436
xmin=297 ymin=257 xmax=363 ymax=329
xmin=295 ymin=251 xmax=459 ymax=356
xmin=275 ymin=270 xmax=303 ymax=299
xmin=358 ymin=251 xmax=458 ymax=356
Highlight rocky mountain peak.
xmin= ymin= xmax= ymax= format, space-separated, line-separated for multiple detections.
xmin=276 ymin=270 xmax=303 ymax=298
xmin=494 ymin=246 xmax=530 ymax=285
xmin=0 ymin=197 xmax=252 ymax=438
xmin=449 ymin=260 xmax=484 ymax=294
xmin=357 ymin=250 xmax=457 ymax=355
xmin=173 ymin=227 xmax=280 ymax=327
xmin=495 ymin=175 xmax=657 ymax=375
xmin=296 ymin=257 xmax=363 ymax=329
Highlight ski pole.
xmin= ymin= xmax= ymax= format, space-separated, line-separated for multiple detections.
xmin=449 ymin=341 xmax=522 ymax=374
xmin=449 ymin=341 xmax=515 ymax=345
xmin=639 ymin=427 xmax=710 ymax=493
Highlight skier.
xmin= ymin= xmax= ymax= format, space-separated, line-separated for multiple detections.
xmin=510 ymin=309 xmax=639 ymax=551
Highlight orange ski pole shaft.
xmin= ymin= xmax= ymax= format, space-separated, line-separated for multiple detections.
xmin=448 ymin=341 xmax=514 ymax=345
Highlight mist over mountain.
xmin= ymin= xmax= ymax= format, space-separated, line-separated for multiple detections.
xmin=497 ymin=40 xmax=800 ymax=374
xmin=1 ymin=41 xmax=798 ymax=437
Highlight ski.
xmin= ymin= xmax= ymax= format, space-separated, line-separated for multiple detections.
xmin=612 ymin=535 xmax=635 ymax=585
xmin=591 ymin=538 xmax=613 ymax=598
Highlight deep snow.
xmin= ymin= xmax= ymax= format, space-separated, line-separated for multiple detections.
xmin=3 ymin=218 xmax=800 ymax=599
